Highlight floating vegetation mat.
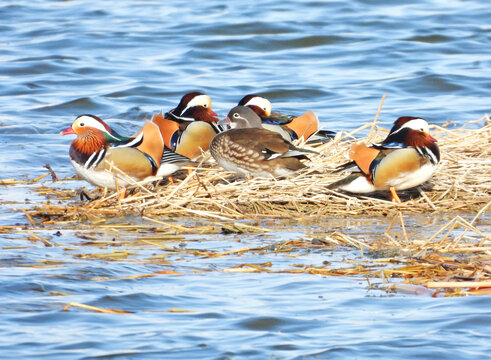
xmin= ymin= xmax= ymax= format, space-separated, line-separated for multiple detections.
xmin=1 ymin=214 xmax=489 ymax=298
xmin=1 ymin=115 xmax=490 ymax=297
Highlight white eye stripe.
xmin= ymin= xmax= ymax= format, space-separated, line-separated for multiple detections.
xmin=244 ymin=96 xmax=272 ymax=115
xmin=75 ymin=115 xmax=108 ymax=133
xmin=390 ymin=118 xmax=429 ymax=136
xmin=181 ymin=94 xmax=211 ymax=115
xmin=400 ymin=118 xmax=429 ymax=132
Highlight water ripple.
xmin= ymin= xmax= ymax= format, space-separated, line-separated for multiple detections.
xmin=0 ymin=0 xmax=490 ymax=359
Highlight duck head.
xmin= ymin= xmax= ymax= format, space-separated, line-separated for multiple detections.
xmin=382 ymin=116 xmax=438 ymax=148
xmin=238 ymin=94 xmax=272 ymax=117
xmin=219 ymin=106 xmax=263 ymax=129
xmin=60 ymin=114 xmax=126 ymax=142
xmin=165 ymin=92 xmax=218 ymax=122
xmin=61 ymin=114 xmax=109 ymax=156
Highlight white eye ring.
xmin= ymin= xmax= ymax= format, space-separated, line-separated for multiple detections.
xmin=80 ymin=122 xmax=85 ymax=126
xmin=233 ymin=113 xmax=240 ymax=118
xmin=203 ymin=104 xmax=207 ymax=108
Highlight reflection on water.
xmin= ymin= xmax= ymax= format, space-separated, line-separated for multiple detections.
xmin=0 ymin=0 xmax=490 ymax=359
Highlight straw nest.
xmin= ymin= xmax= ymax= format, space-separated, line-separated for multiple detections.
xmin=24 ymin=114 xmax=490 ymax=222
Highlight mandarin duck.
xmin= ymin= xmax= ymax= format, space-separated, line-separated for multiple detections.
xmin=135 ymin=92 xmax=222 ymax=160
xmin=61 ymin=114 xmax=193 ymax=189
xmin=328 ymin=116 xmax=440 ymax=202
xmin=238 ymin=94 xmax=335 ymax=143
xmin=210 ymin=106 xmax=317 ymax=178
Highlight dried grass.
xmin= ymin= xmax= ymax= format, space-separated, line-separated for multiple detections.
xmin=25 ymin=114 xmax=490 ymax=222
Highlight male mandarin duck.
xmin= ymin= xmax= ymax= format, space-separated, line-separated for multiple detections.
xmin=328 ymin=116 xmax=440 ymax=203
xmin=210 ymin=106 xmax=317 ymax=178
xmin=238 ymin=94 xmax=335 ymax=143
xmin=138 ymin=92 xmax=222 ymax=160
xmin=60 ymin=114 xmax=193 ymax=189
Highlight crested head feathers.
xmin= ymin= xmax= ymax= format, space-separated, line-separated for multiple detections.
xmin=238 ymin=94 xmax=272 ymax=117
xmin=377 ymin=117 xmax=437 ymax=150
xmin=165 ymin=92 xmax=218 ymax=123
xmin=61 ymin=114 xmax=128 ymax=143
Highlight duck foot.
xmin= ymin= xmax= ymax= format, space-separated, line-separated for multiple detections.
xmin=390 ymin=186 xmax=402 ymax=204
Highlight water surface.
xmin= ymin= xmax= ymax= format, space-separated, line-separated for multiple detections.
xmin=0 ymin=0 xmax=490 ymax=359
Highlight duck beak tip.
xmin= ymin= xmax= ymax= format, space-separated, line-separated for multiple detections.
xmin=217 ymin=117 xmax=231 ymax=126
xmin=60 ymin=126 xmax=75 ymax=135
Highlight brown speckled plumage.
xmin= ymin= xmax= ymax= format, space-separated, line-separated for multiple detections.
xmin=210 ymin=106 xmax=315 ymax=177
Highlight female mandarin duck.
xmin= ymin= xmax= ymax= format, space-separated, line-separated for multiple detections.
xmin=328 ymin=116 xmax=440 ymax=203
xmin=238 ymin=94 xmax=335 ymax=143
xmin=137 ymin=92 xmax=222 ymax=160
xmin=60 ymin=114 xmax=193 ymax=189
xmin=210 ymin=106 xmax=317 ymax=178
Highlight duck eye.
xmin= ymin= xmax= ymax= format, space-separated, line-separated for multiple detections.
xmin=233 ymin=113 xmax=240 ymax=118
xmin=80 ymin=122 xmax=85 ymax=127
xmin=203 ymin=104 xmax=207 ymax=108
xmin=263 ymin=107 xmax=267 ymax=111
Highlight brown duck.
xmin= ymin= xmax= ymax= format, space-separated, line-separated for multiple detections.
xmin=210 ymin=106 xmax=316 ymax=178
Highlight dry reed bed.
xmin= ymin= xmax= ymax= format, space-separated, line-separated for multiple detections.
xmin=25 ymin=115 xmax=491 ymax=222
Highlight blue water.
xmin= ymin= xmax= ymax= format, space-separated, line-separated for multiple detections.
xmin=0 ymin=0 xmax=490 ymax=359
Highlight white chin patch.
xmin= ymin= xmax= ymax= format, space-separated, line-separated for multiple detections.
xmin=244 ymin=96 xmax=272 ymax=116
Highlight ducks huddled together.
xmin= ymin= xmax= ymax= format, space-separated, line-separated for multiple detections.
xmin=61 ymin=92 xmax=440 ymax=202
